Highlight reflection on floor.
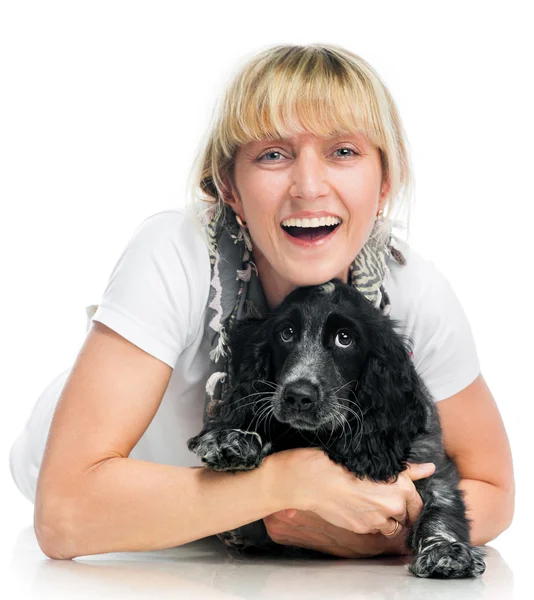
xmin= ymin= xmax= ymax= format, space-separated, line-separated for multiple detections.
xmin=8 ymin=525 xmax=523 ymax=600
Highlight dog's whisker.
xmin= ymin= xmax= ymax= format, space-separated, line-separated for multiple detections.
xmin=341 ymin=413 xmax=357 ymax=454
xmin=221 ymin=383 xmax=278 ymax=409
xmin=325 ymin=404 xmax=348 ymax=444
xmin=330 ymin=404 xmax=353 ymax=454
xmin=331 ymin=379 xmax=359 ymax=394
xmin=251 ymin=395 xmax=272 ymax=419
xmin=342 ymin=393 xmax=362 ymax=408
xmin=350 ymin=412 xmax=364 ymax=452
xmin=251 ymin=400 xmax=276 ymax=433
xmin=254 ymin=379 xmax=278 ymax=390
xmin=299 ymin=430 xmax=319 ymax=449
xmin=226 ymin=396 xmax=271 ymax=415
xmin=241 ymin=397 xmax=271 ymax=413
xmin=323 ymin=411 xmax=342 ymax=451
xmin=266 ymin=407 xmax=277 ymax=438
xmin=336 ymin=413 xmax=350 ymax=455
xmin=332 ymin=400 xmax=360 ymax=419
xmin=256 ymin=404 xmax=276 ymax=437
xmin=332 ymin=397 xmax=363 ymax=424
xmin=222 ymin=391 xmax=270 ymax=410
xmin=251 ymin=398 xmax=273 ymax=416
xmin=330 ymin=399 xmax=363 ymax=454
xmin=340 ymin=388 xmax=362 ymax=409
xmin=342 ymin=389 xmax=364 ymax=418
xmin=323 ymin=413 xmax=337 ymax=448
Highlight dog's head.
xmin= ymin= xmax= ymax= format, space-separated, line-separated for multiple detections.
xmin=223 ymin=278 xmax=429 ymax=447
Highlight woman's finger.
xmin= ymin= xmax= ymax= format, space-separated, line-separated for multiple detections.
xmin=401 ymin=462 xmax=435 ymax=525
xmin=403 ymin=462 xmax=436 ymax=480
xmin=403 ymin=480 xmax=424 ymax=525
xmin=381 ymin=518 xmax=404 ymax=537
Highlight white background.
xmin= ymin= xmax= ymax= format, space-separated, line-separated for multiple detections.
xmin=1 ymin=0 xmax=532 ymax=595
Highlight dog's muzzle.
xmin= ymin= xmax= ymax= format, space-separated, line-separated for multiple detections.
xmin=279 ymin=379 xmax=321 ymax=428
xmin=284 ymin=379 xmax=317 ymax=411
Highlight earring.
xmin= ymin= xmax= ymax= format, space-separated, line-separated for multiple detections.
xmin=376 ymin=209 xmax=384 ymax=220
xmin=234 ymin=212 xmax=253 ymax=253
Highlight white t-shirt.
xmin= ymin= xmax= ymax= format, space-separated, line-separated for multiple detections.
xmin=9 ymin=208 xmax=481 ymax=504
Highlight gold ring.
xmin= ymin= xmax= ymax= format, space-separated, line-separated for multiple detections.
xmin=383 ymin=520 xmax=401 ymax=537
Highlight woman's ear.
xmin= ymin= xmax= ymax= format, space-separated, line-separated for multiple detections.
xmin=351 ymin=323 xmax=430 ymax=482
xmin=216 ymin=318 xmax=274 ymax=422
xmin=220 ymin=169 xmax=243 ymax=216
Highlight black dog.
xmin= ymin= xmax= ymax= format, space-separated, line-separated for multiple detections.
xmin=188 ymin=279 xmax=486 ymax=578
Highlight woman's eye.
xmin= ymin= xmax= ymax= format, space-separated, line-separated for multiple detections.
xmin=280 ymin=326 xmax=294 ymax=342
xmin=257 ymin=147 xmax=358 ymax=162
xmin=335 ymin=330 xmax=353 ymax=348
xmin=257 ymin=150 xmax=284 ymax=162
xmin=334 ymin=147 xmax=358 ymax=158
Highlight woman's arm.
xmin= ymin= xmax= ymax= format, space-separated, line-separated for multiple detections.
xmin=263 ymin=374 xmax=515 ymax=557
xmin=34 ymin=323 xmax=289 ymax=560
xmin=458 ymin=479 xmax=514 ymax=546
xmin=439 ymin=373 xmax=515 ymax=541
xmin=43 ymin=452 xmax=285 ymax=560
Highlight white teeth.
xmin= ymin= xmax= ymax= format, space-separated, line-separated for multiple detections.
xmin=281 ymin=216 xmax=342 ymax=228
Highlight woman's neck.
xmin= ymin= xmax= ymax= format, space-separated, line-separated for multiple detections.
xmin=252 ymin=249 xmax=350 ymax=311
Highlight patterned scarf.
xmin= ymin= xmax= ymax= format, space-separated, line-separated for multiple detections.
xmin=198 ymin=202 xmax=408 ymax=424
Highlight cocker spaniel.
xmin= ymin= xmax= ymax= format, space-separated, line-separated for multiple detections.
xmin=188 ymin=279 xmax=486 ymax=578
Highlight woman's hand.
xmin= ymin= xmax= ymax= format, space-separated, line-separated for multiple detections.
xmin=264 ymin=508 xmax=411 ymax=558
xmin=266 ymin=448 xmax=435 ymax=556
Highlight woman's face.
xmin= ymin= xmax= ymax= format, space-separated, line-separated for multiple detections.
xmin=225 ymin=132 xmax=390 ymax=310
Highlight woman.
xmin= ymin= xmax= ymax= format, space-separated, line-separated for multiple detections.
xmin=9 ymin=43 xmax=514 ymax=560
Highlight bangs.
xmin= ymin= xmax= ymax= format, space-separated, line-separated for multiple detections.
xmin=221 ymin=49 xmax=383 ymax=153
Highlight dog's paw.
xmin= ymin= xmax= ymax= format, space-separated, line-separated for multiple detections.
xmin=408 ymin=538 xmax=486 ymax=579
xmin=187 ymin=429 xmax=272 ymax=472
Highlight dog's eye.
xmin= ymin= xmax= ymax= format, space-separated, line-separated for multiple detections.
xmin=280 ymin=326 xmax=294 ymax=343
xmin=335 ymin=329 xmax=353 ymax=348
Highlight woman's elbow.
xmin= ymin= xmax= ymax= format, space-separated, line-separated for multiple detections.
xmin=34 ymin=500 xmax=78 ymax=560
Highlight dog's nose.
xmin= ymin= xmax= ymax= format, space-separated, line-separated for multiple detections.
xmin=283 ymin=380 xmax=317 ymax=412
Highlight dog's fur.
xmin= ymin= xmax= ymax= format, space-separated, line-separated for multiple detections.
xmin=188 ymin=279 xmax=486 ymax=578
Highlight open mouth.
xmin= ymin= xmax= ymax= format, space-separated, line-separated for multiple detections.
xmin=281 ymin=223 xmax=341 ymax=241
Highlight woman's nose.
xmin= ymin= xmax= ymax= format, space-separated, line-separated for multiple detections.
xmin=290 ymin=149 xmax=329 ymax=199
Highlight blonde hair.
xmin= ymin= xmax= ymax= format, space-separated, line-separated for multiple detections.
xmin=185 ymin=43 xmax=415 ymax=245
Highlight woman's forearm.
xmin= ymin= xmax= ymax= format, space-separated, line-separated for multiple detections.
xmin=458 ymin=478 xmax=515 ymax=546
xmin=263 ymin=477 xmax=515 ymax=558
xmin=37 ymin=453 xmax=284 ymax=560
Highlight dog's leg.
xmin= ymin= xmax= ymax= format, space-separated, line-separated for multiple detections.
xmin=188 ymin=429 xmax=280 ymax=553
xmin=406 ymin=478 xmax=487 ymax=578
xmin=187 ymin=428 xmax=274 ymax=472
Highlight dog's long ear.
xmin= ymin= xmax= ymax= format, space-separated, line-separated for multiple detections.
xmin=351 ymin=320 xmax=430 ymax=482
xmin=215 ymin=318 xmax=274 ymax=423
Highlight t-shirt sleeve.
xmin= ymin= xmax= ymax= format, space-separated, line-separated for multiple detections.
xmin=87 ymin=210 xmax=208 ymax=369
xmin=412 ymin=266 xmax=481 ymax=402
